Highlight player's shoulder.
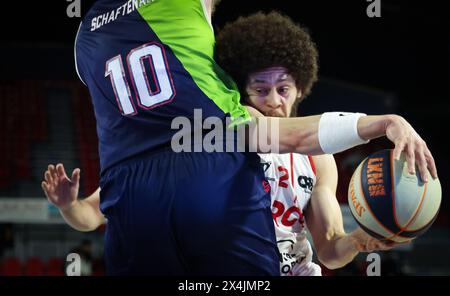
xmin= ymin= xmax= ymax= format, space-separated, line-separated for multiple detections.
xmin=310 ymin=154 xmax=338 ymax=184
xmin=310 ymin=154 xmax=335 ymax=168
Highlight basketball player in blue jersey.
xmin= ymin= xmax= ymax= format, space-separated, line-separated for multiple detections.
xmin=43 ymin=0 xmax=436 ymax=275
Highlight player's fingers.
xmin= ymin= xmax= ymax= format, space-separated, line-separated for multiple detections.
xmin=48 ymin=164 xmax=56 ymax=176
xmin=71 ymin=168 xmax=81 ymax=185
xmin=405 ymin=142 xmax=416 ymax=175
xmin=48 ymin=164 xmax=58 ymax=180
xmin=425 ymin=149 xmax=438 ymax=180
xmin=41 ymin=181 xmax=49 ymax=193
xmin=363 ymin=239 xmax=377 ymax=253
xmin=393 ymin=139 xmax=405 ymax=161
xmin=44 ymin=171 xmax=53 ymax=183
xmin=366 ymin=245 xmax=374 ymax=253
xmin=354 ymin=242 xmax=366 ymax=252
xmin=376 ymin=242 xmax=393 ymax=251
xmin=56 ymin=163 xmax=69 ymax=180
xmin=395 ymin=239 xmax=413 ymax=246
xmin=356 ymin=243 xmax=367 ymax=253
xmin=416 ymin=147 xmax=429 ymax=183
xmin=377 ymin=240 xmax=396 ymax=251
xmin=49 ymin=170 xmax=59 ymax=186
xmin=41 ymin=182 xmax=54 ymax=201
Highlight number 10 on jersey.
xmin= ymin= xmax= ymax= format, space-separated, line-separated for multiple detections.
xmin=105 ymin=43 xmax=176 ymax=116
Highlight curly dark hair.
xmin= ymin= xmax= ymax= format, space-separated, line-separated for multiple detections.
xmin=212 ymin=0 xmax=221 ymax=13
xmin=215 ymin=11 xmax=319 ymax=112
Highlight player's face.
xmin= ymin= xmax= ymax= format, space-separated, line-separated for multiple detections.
xmin=245 ymin=67 xmax=301 ymax=118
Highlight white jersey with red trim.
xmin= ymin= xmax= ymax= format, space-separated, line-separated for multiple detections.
xmin=259 ymin=153 xmax=322 ymax=276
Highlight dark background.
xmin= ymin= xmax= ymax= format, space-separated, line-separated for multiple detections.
xmin=2 ymin=0 xmax=448 ymax=137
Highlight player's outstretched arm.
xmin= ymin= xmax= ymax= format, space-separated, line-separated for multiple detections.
xmin=247 ymin=106 xmax=437 ymax=182
xmin=41 ymin=164 xmax=105 ymax=232
xmin=305 ymin=155 xmax=396 ymax=270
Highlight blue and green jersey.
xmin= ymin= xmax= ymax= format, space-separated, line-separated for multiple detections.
xmin=76 ymin=0 xmax=250 ymax=173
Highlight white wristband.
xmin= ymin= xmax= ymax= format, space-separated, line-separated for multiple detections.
xmin=318 ymin=112 xmax=369 ymax=154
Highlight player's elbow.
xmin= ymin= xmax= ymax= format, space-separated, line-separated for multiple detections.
xmin=316 ymin=246 xmax=341 ymax=270
xmin=70 ymin=223 xmax=100 ymax=232
xmin=316 ymin=252 xmax=348 ymax=270
xmin=316 ymin=247 xmax=353 ymax=270
xmin=68 ymin=217 xmax=105 ymax=232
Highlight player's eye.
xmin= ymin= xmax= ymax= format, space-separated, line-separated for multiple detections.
xmin=278 ymin=87 xmax=290 ymax=95
xmin=255 ymin=88 xmax=268 ymax=95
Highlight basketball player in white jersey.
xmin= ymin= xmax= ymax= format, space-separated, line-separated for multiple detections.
xmin=256 ymin=75 xmax=392 ymax=275
xmin=217 ymin=11 xmax=407 ymax=276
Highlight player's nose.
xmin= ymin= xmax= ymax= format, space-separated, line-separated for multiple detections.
xmin=265 ymin=88 xmax=282 ymax=109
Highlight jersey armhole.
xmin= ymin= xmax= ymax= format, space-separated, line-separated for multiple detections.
xmin=74 ymin=22 xmax=87 ymax=86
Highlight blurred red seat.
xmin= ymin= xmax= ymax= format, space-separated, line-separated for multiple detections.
xmin=92 ymin=259 xmax=105 ymax=276
xmin=25 ymin=257 xmax=44 ymax=276
xmin=2 ymin=257 xmax=23 ymax=276
xmin=46 ymin=257 xmax=65 ymax=276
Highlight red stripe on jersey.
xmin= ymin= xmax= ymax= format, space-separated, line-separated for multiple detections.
xmin=308 ymin=155 xmax=316 ymax=176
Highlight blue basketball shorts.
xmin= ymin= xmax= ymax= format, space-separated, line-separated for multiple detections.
xmin=99 ymin=150 xmax=280 ymax=275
